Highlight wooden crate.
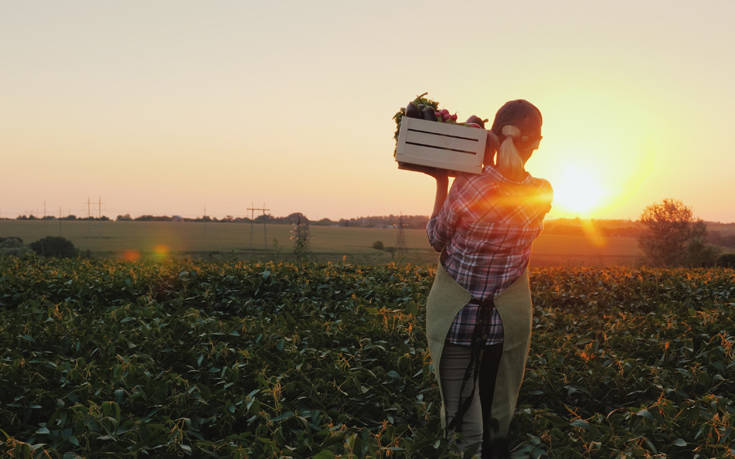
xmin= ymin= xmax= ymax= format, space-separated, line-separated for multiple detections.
xmin=395 ymin=117 xmax=487 ymax=174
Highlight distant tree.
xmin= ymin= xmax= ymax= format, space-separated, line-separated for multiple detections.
xmin=638 ymin=199 xmax=719 ymax=266
xmin=718 ymin=253 xmax=735 ymax=267
xmin=29 ymin=236 xmax=78 ymax=258
xmin=136 ymin=215 xmax=173 ymax=222
xmin=290 ymin=213 xmax=310 ymax=261
xmin=116 ymin=214 xmax=132 ymax=221
xmin=684 ymin=220 xmax=721 ymax=266
xmin=372 ymin=240 xmax=384 ymax=250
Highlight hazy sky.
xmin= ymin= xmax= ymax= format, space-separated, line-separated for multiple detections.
xmin=2 ymin=1 xmax=734 ymax=221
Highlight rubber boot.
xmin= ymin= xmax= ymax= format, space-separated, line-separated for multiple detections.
xmin=484 ymin=438 xmax=510 ymax=459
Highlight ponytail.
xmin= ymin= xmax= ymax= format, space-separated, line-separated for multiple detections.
xmin=496 ymin=125 xmax=524 ymax=175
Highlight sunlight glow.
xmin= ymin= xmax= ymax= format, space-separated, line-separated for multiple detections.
xmin=552 ymin=165 xmax=609 ymax=216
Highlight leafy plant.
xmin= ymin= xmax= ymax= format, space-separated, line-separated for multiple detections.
xmin=0 ymin=257 xmax=733 ymax=457
xmin=392 ymin=92 xmax=441 ymax=153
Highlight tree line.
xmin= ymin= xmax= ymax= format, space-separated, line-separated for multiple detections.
xmin=9 ymin=213 xmax=432 ymax=229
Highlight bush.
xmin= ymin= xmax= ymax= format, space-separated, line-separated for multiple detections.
xmin=372 ymin=240 xmax=384 ymax=250
xmin=29 ymin=236 xmax=78 ymax=258
xmin=0 ymin=237 xmax=23 ymax=248
xmin=718 ymin=253 xmax=735 ymax=267
xmin=0 ymin=237 xmax=30 ymax=257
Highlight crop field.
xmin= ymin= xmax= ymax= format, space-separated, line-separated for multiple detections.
xmin=1 ymin=257 xmax=733 ymax=457
xmin=0 ymin=221 xmax=644 ymax=266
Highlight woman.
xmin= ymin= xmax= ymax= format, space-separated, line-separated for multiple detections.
xmin=424 ymin=100 xmax=552 ymax=458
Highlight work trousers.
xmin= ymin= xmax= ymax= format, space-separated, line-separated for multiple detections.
xmin=440 ymin=342 xmax=503 ymax=454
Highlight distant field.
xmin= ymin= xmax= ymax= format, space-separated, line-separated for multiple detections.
xmin=1 ymin=220 xmax=648 ymax=265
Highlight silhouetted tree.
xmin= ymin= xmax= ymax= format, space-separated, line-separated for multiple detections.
xmin=685 ymin=220 xmax=720 ymax=266
xmin=639 ymin=199 xmax=719 ymax=266
xmin=717 ymin=253 xmax=735 ymax=267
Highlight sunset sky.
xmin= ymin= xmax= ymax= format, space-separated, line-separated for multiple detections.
xmin=2 ymin=1 xmax=734 ymax=221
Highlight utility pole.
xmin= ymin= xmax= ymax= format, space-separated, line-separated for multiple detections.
xmin=98 ymin=197 xmax=102 ymax=219
xmin=247 ymin=203 xmax=270 ymax=249
xmin=247 ymin=202 xmax=255 ymax=249
xmin=263 ymin=202 xmax=268 ymax=248
xmin=396 ymin=215 xmax=407 ymax=260
xmin=203 ymin=205 xmax=208 ymax=240
xmin=43 ymin=201 xmax=46 ymax=218
xmin=86 ymin=197 xmax=92 ymax=234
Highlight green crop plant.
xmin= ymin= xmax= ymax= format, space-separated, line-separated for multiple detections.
xmin=0 ymin=257 xmax=733 ymax=457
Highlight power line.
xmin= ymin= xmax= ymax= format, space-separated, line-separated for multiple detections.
xmin=247 ymin=204 xmax=270 ymax=249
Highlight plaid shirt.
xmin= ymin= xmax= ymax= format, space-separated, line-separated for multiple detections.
xmin=426 ymin=165 xmax=552 ymax=346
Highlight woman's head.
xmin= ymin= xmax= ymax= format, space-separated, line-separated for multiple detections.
xmin=488 ymin=100 xmax=543 ymax=176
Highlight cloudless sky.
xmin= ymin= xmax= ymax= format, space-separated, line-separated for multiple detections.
xmin=2 ymin=0 xmax=733 ymax=221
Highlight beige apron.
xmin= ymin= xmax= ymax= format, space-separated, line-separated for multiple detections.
xmin=426 ymin=264 xmax=533 ymax=437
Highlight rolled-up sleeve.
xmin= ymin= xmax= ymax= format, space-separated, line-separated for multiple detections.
xmin=426 ymin=214 xmax=453 ymax=252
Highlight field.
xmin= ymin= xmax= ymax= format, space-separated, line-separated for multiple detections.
xmin=1 ymin=257 xmax=733 ymax=457
xmin=0 ymin=220 xmax=645 ymax=266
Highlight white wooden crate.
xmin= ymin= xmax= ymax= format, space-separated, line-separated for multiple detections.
xmin=395 ymin=117 xmax=486 ymax=174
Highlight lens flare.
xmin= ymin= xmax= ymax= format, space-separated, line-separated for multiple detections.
xmin=121 ymin=249 xmax=141 ymax=262
xmin=580 ymin=219 xmax=606 ymax=248
xmin=153 ymin=244 xmax=170 ymax=261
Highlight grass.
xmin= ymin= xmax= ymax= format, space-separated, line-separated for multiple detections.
xmin=1 ymin=220 xmax=644 ymax=266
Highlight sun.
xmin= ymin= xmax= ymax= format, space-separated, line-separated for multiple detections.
xmin=552 ymin=165 xmax=608 ymax=216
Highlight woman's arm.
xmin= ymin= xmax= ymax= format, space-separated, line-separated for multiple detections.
xmin=424 ymin=168 xmax=461 ymax=252
xmin=431 ymin=172 xmax=449 ymax=218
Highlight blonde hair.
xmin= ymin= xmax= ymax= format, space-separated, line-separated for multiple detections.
xmin=496 ymin=125 xmax=524 ymax=175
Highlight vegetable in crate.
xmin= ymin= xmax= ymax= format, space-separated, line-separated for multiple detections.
xmin=422 ymin=107 xmax=438 ymax=121
xmin=392 ymin=92 xmax=440 ymax=154
xmin=465 ymin=115 xmax=489 ymax=128
xmin=405 ymin=102 xmax=421 ymax=118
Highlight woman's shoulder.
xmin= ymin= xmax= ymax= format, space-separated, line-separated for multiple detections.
xmin=527 ymin=175 xmax=553 ymax=193
xmin=453 ymin=171 xmax=494 ymax=190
